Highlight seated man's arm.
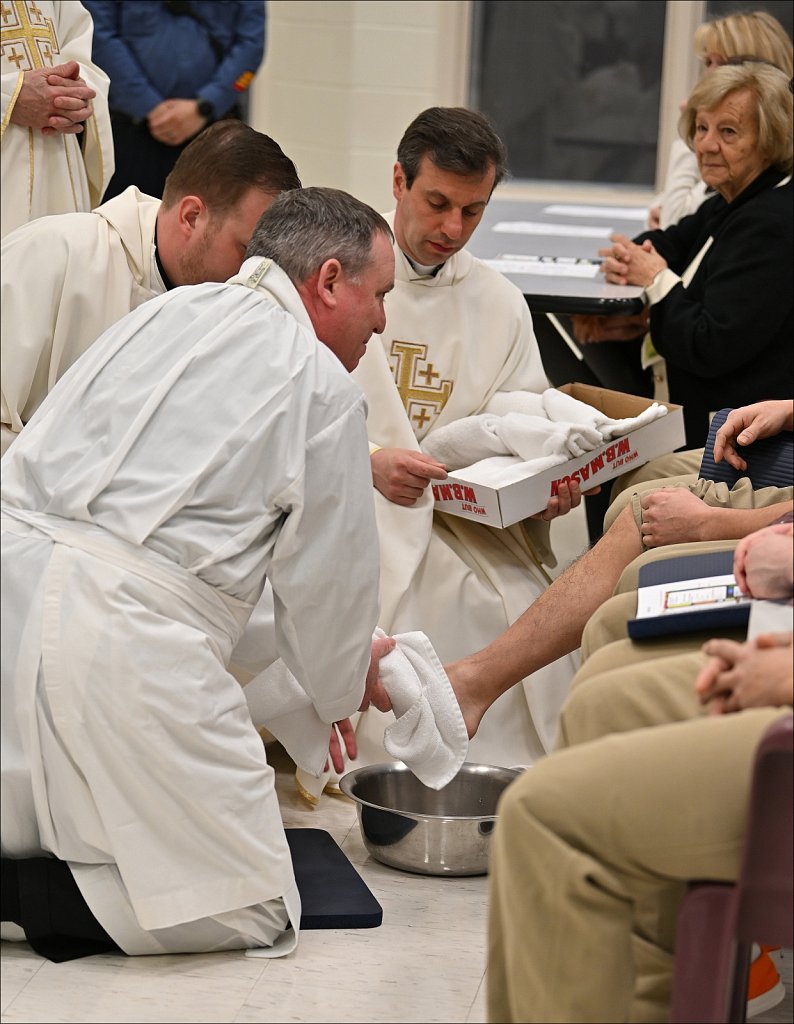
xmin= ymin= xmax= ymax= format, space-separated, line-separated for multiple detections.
xmin=639 ymin=490 xmax=793 ymax=548
xmin=713 ymin=399 xmax=794 ymax=471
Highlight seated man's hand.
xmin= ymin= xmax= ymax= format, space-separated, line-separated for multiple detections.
xmin=713 ymin=400 xmax=794 ymax=470
xmin=358 ymin=634 xmax=395 ymax=713
xmin=529 ymin=479 xmax=598 ymax=522
xmin=734 ymin=522 xmax=794 ymax=599
xmin=695 ymin=633 xmax=793 ymax=714
xmin=371 ymin=447 xmax=447 ymax=506
xmin=639 ymin=488 xmax=714 ymax=546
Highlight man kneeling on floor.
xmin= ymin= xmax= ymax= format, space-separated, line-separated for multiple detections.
xmin=0 ymin=187 xmax=395 ymax=960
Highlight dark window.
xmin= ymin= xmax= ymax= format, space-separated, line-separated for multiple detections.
xmin=470 ymin=0 xmax=668 ymax=186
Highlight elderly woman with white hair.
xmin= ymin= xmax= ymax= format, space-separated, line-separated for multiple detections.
xmin=598 ymin=61 xmax=793 ymax=449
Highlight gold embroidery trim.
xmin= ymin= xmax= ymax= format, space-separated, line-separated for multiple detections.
xmin=389 ymin=339 xmax=453 ymax=432
xmin=2 ymin=1 xmax=60 ymax=70
xmin=0 ymin=68 xmax=24 ymax=139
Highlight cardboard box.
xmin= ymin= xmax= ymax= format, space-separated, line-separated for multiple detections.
xmin=431 ymin=383 xmax=685 ymax=528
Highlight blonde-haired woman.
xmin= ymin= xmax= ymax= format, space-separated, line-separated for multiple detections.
xmin=650 ymin=9 xmax=792 ymax=229
xmin=601 ymin=62 xmax=792 ymax=447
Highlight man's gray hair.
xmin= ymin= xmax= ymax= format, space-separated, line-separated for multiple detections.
xmin=246 ymin=187 xmax=393 ymax=282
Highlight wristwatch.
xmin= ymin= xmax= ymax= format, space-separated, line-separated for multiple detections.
xmin=196 ymin=98 xmax=215 ymax=122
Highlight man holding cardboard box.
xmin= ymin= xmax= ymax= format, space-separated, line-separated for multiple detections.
xmin=307 ymin=107 xmax=587 ymax=792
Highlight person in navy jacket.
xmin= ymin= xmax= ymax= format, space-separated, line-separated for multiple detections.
xmin=84 ymin=0 xmax=266 ymax=199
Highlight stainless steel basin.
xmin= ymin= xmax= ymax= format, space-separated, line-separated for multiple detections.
xmin=339 ymin=762 xmax=522 ymax=876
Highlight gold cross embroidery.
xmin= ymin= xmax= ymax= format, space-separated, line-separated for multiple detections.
xmin=412 ymin=407 xmax=433 ymax=430
xmin=390 ymin=340 xmax=453 ymax=433
xmin=1 ymin=0 xmax=60 ymax=72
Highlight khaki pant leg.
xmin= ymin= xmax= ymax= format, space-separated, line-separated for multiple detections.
xmin=692 ymin=478 xmax=793 ymax=511
xmin=605 ymin=474 xmax=699 ymax=533
xmin=487 ymin=708 xmax=788 ymax=1024
xmin=580 ymin=595 xmax=726 ymax=660
xmin=568 ymin=639 xmax=707 ymax=696
xmin=580 ymin=592 xmax=637 ymax=656
xmin=605 ymin=477 xmax=792 ymax=540
xmin=581 ymin=541 xmax=748 ymax=660
xmin=609 ymin=449 xmax=704 ymax=505
xmin=556 ymin=649 xmax=707 ymax=750
xmin=613 ymin=539 xmax=740 ymax=596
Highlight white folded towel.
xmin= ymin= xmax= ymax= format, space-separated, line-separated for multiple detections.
xmin=421 ymin=388 xmax=668 ymax=484
xmin=456 ymin=452 xmax=569 ymax=487
xmin=540 ymin=388 xmax=667 ymax=439
xmin=376 ymin=628 xmax=468 ymax=789
xmin=499 ymin=413 xmax=604 ymax=460
xmin=243 ymin=630 xmax=468 ymax=792
xmin=419 ymin=413 xmax=508 ymax=470
xmin=484 ymin=391 xmax=547 ymax=418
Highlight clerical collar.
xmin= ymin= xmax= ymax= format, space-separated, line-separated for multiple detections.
xmin=403 ymin=250 xmax=444 ymax=277
xmin=153 ymin=225 xmax=176 ymax=291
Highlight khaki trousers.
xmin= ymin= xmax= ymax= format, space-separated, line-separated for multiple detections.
xmin=608 ymin=448 xmax=704 ymax=504
xmin=488 ymin=700 xmax=789 ymax=1023
xmin=580 ymin=540 xmax=742 ymax=659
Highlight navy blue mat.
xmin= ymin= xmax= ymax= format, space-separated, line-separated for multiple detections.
xmin=285 ymin=828 xmax=382 ymax=929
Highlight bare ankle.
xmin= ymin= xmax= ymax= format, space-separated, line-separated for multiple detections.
xmin=445 ymin=658 xmax=488 ymax=740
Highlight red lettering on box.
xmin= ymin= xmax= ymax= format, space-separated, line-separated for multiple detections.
xmin=463 ymin=486 xmax=476 ymax=502
xmin=452 ymin=483 xmax=463 ymax=500
xmin=617 ymin=437 xmax=630 ymax=456
xmin=590 ymin=452 xmax=604 ymax=473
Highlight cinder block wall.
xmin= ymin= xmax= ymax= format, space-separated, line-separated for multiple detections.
xmin=248 ymin=1 xmax=471 ymax=212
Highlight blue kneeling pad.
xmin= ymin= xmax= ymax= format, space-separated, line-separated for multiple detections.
xmin=285 ymin=828 xmax=382 ymax=929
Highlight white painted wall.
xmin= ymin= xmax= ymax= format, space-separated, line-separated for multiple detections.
xmin=249 ymin=1 xmax=471 ymax=212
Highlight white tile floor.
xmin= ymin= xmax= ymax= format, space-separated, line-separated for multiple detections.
xmin=1 ymin=747 xmax=491 ymax=1024
xmin=2 ymin=747 xmax=791 ymax=1024
xmin=2 ymin=504 xmax=791 ymax=1024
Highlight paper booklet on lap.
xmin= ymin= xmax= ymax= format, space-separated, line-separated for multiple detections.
xmin=628 ymin=550 xmax=752 ymax=640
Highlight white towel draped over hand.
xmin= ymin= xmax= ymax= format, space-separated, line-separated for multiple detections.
xmin=243 ymin=630 xmax=468 ymax=791
xmin=421 ymin=388 xmax=667 ymax=481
